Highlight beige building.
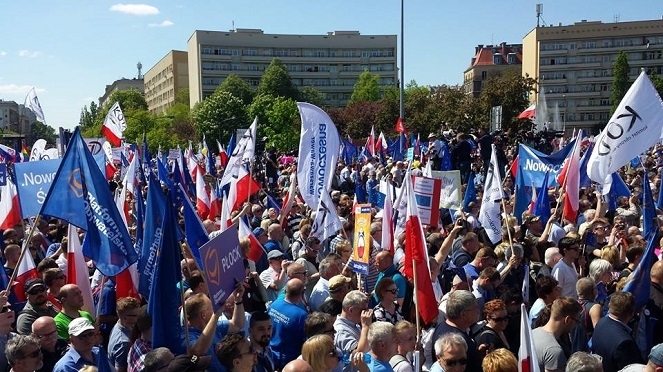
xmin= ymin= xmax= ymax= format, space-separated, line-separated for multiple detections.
xmin=522 ymin=18 xmax=663 ymax=132
xmin=187 ymin=29 xmax=397 ymax=108
xmin=144 ymin=50 xmax=189 ymax=114
xmin=99 ymin=78 xmax=144 ymax=108
xmin=463 ymin=42 xmax=523 ymax=97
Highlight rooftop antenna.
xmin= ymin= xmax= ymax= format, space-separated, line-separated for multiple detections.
xmin=232 ymin=20 xmax=235 ymax=31
xmin=136 ymin=62 xmax=143 ymax=79
xmin=614 ymin=14 xmax=620 ymax=23
xmin=536 ymin=3 xmax=543 ymax=27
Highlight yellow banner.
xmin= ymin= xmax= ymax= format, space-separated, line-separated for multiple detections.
xmin=350 ymin=204 xmax=372 ymax=275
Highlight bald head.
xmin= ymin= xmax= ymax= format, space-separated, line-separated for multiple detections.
xmin=287 ymin=263 xmax=306 ymax=278
xmin=268 ymin=223 xmax=283 ymax=239
xmin=285 ymin=278 xmax=305 ymax=300
xmin=282 ymin=359 xmax=313 ymax=372
xmin=32 ymin=316 xmax=56 ymax=334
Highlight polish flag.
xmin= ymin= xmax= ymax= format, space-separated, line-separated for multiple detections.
xmin=101 ymin=102 xmax=126 ymax=147
xmin=376 ymin=132 xmax=388 ymax=154
xmin=510 ymin=155 xmax=519 ymax=179
xmin=527 ymin=182 xmax=538 ymax=214
xmin=381 ymin=184 xmax=394 ymax=254
xmin=209 ymin=183 xmax=222 ymax=220
xmin=518 ymin=103 xmax=536 ymax=119
xmin=557 ymin=134 xmax=581 ymax=222
xmin=403 ymin=174 xmax=439 ymax=324
xmin=217 ymin=140 xmax=228 ymax=167
xmin=0 ymin=178 xmax=21 ymax=230
xmin=394 ymin=117 xmax=406 ymax=133
xmin=195 ymin=166 xmax=211 ymax=220
xmin=279 ymin=173 xmax=297 ymax=226
xmin=13 ymin=246 xmax=39 ymax=302
xmin=219 ymin=194 xmax=233 ymax=231
xmin=518 ymin=303 xmax=540 ymax=372
xmin=229 ymin=165 xmax=261 ymax=211
xmin=66 ymin=225 xmax=96 ymax=314
xmin=239 ymin=218 xmax=266 ymax=262
xmin=365 ymin=126 xmax=376 ymax=157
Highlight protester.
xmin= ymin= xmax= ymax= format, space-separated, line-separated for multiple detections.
xmin=5 ymin=335 xmax=44 ymax=372
xmin=53 ymin=317 xmax=111 ymax=372
xmin=31 ymin=316 xmax=68 ymax=372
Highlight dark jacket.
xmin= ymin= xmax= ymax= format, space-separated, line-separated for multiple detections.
xmin=591 ymin=316 xmax=644 ymax=372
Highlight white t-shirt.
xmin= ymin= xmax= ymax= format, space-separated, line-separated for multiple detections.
xmin=551 ymin=260 xmax=578 ymax=299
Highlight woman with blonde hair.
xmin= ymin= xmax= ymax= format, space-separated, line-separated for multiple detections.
xmin=390 ymin=321 xmax=416 ymax=372
xmin=301 ymin=334 xmax=340 ymax=372
xmin=482 ymin=348 xmax=518 ymax=372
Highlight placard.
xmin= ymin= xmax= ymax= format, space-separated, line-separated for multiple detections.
xmin=350 ymin=204 xmax=372 ymax=275
xmin=198 ymin=226 xmax=245 ymax=311
xmin=412 ymin=176 xmax=441 ymax=226
xmin=431 ymin=170 xmax=461 ymax=210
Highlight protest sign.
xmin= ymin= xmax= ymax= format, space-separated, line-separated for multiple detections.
xmin=198 ymin=226 xmax=244 ymax=311
xmin=350 ymin=204 xmax=372 ymax=275
xmin=431 ymin=170 xmax=461 ymax=209
xmin=14 ymin=159 xmax=61 ymax=217
xmin=411 ymin=176 xmax=441 ymax=226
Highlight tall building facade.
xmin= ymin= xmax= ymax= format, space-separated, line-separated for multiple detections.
xmin=99 ymin=78 xmax=144 ymax=108
xmin=463 ymin=42 xmax=523 ymax=97
xmin=187 ymin=29 xmax=397 ymax=108
xmin=144 ymin=50 xmax=189 ymax=114
xmin=522 ymin=19 xmax=663 ymax=132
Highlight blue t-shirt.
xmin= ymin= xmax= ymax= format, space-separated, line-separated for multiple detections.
xmin=268 ymin=298 xmax=308 ymax=370
xmin=181 ymin=319 xmax=230 ymax=372
xmin=365 ymin=353 xmax=394 ymax=372
xmin=108 ymin=322 xmax=130 ymax=368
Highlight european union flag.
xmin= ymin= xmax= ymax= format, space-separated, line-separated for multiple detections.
xmin=181 ymin=184 xmax=207 ymax=269
xmin=138 ymin=172 xmax=167 ymax=299
xmin=533 ymin=171 xmax=551 ymax=224
xmin=623 ymin=230 xmax=657 ymax=309
xmin=462 ymin=172 xmax=477 ymax=212
xmin=41 ymin=127 xmax=137 ymax=277
xmin=148 ymin=189 xmax=184 ymax=353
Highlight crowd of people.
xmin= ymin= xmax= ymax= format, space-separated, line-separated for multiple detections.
xmin=1 ymin=125 xmax=663 ymax=372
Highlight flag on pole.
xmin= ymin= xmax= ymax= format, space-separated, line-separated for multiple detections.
xmin=394 ymin=117 xmax=406 ymax=133
xmin=532 ymin=172 xmax=551 ymax=224
xmin=623 ymin=231 xmax=657 ymax=309
xmin=462 ymin=172 xmax=476 ymax=212
xmin=180 ymin=184 xmax=207 ymax=270
xmin=587 ymin=70 xmax=663 ymax=184
xmin=558 ymin=133 xmax=581 ymax=223
xmin=403 ymin=173 xmax=439 ymax=325
xmin=310 ymin=189 xmax=344 ymax=243
xmin=40 ymin=127 xmax=137 ymax=277
xmin=195 ymin=166 xmax=210 ymax=220
xmin=0 ymin=177 xmax=21 ymax=230
xmin=241 ymin=117 xmax=258 ymax=164
xmin=101 ymin=102 xmax=127 ymax=147
xmin=66 ymin=225 xmax=95 ymax=315
xmin=478 ymin=145 xmax=505 ymax=244
xmin=239 ymin=218 xmax=266 ymax=262
xmin=217 ymin=140 xmax=228 ymax=168
xmin=518 ymin=103 xmax=536 ymax=120
xmin=365 ymin=126 xmax=376 ymax=157
xmin=226 ymin=133 xmax=236 ymax=159
xmin=518 ymin=303 xmax=540 ymax=372
xmin=13 ymin=249 xmax=38 ymax=302
xmin=641 ymin=171 xmax=657 ymax=239
xmin=24 ymin=87 xmax=46 ymax=124
xmin=381 ymin=183 xmax=395 ymax=254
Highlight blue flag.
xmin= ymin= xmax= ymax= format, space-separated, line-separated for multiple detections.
xmin=265 ymin=193 xmax=282 ymax=216
xmin=41 ymin=127 xmax=137 ymax=277
xmin=148 ymin=189 xmax=184 ymax=353
xmin=181 ymin=184 xmax=207 ymax=269
xmin=156 ymin=157 xmax=173 ymax=189
xmin=133 ymin=182 xmax=144 ymax=255
xmin=641 ymin=172 xmax=656 ymax=239
xmin=206 ymin=147 xmax=217 ymax=177
xmin=657 ymin=171 xmax=663 ymax=210
xmin=463 ymin=172 xmax=477 ymax=212
xmin=138 ymin=173 xmax=167 ymax=299
xmin=623 ymin=230 xmax=657 ymax=309
xmin=605 ymin=173 xmax=631 ymax=211
xmin=342 ymin=140 xmax=356 ymax=164
xmin=227 ymin=133 xmax=236 ymax=158
xmin=142 ymin=132 xmax=151 ymax=165
xmin=533 ymin=171 xmax=551 ymax=224
xmin=578 ymin=142 xmax=594 ymax=188
xmin=355 ymin=178 xmax=367 ymax=204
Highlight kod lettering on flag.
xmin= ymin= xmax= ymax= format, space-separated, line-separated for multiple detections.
xmin=14 ymin=159 xmax=61 ymax=217
xmin=198 ymin=227 xmax=245 ymax=311
xmin=297 ymin=102 xmax=340 ymax=209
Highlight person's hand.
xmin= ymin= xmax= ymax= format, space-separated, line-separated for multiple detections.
xmin=351 ymin=352 xmax=369 ymax=372
xmin=577 ymin=255 xmax=587 ymax=268
xmin=282 ymin=260 xmax=292 ymax=269
xmin=233 ymin=281 xmax=245 ymax=298
xmin=242 ymin=203 xmax=252 ymax=215
xmin=249 ymin=272 xmax=259 ymax=281
xmin=478 ymin=343 xmax=494 ymax=357
xmin=508 ymin=254 xmax=520 ymax=268
xmin=360 ymin=309 xmax=373 ymax=328
xmin=0 ymin=291 xmax=8 ymax=308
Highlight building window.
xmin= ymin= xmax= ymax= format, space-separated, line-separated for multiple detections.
xmin=342 ymin=64 xmax=352 ymax=72
xmin=493 ymin=55 xmax=501 ymax=65
xmin=243 ymin=49 xmax=258 ymax=56
xmin=343 ymin=50 xmax=354 ymax=58
xmin=481 ymin=71 xmax=487 ymax=79
xmin=330 ymin=65 xmax=337 ymax=73
xmin=507 ymin=53 xmax=516 ymax=64
xmin=202 ymin=48 xmax=212 ymax=55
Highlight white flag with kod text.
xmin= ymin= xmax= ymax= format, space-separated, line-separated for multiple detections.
xmin=478 ymin=144 xmax=505 ymax=244
xmin=101 ymin=102 xmax=127 ymax=147
xmin=296 ymin=102 xmax=340 ymax=209
xmin=25 ymin=87 xmax=46 ymax=124
xmin=242 ymin=117 xmax=258 ymax=164
xmin=587 ymin=70 xmax=663 ymax=184
xmin=310 ymin=189 xmax=343 ymax=242
xmin=220 ymin=118 xmax=257 ymax=186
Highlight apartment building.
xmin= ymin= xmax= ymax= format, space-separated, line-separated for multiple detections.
xmin=522 ymin=18 xmax=663 ymax=132
xmin=463 ymin=42 xmax=523 ymax=97
xmin=187 ymin=29 xmax=397 ymax=108
xmin=144 ymin=50 xmax=189 ymax=114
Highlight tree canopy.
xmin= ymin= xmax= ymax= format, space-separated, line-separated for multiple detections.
xmin=257 ymin=58 xmax=299 ymax=100
xmin=349 ymin=70 xmax=381 ymax=104
xmin=611 ymin=51 xmax=630 ymax=114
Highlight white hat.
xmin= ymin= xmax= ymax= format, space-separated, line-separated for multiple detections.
xmin=68 ymin=317 xmax=95 ymax=337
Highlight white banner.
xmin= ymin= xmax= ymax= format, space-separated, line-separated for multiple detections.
xmin=478 ymin=144 xmax=505 ymax=244
xmin=310 ymin=189 xmax=343 ymax=242
xmin=29 ymin=139 xmax=47 ymax=161
xmin=587 ymin=71 xmax=663 ymax=184
xmin=431 ymin=170 xmax=462 ymax=209
xmin=101 ymin=101 xmax=127 ymax=146
xmin=296 ymin=102 xmax=340 ymax=209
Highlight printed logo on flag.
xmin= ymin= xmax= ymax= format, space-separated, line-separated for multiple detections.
xmin=68 ymin=169 xmax=84 ymax=197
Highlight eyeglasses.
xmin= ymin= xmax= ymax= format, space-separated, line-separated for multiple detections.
xmin=21 ymin=349 xmax=41 ymax=359
xmin=594 ymin=226 xmax=608 ymax=231
xmin=35 ymin=330 xmax=57 ymax=339
xmin=384 ymin=289 xmax=398 ymax=294
xmin=27 ymin=287 xmax=46 ymax=296
xmin=491 ymin=315 xmax=509 ymax=323
xmin=443 ymin=358 xmax=467 ymax=367
xmin=0 ymin=305 xmax=12 ymax=313
xmin=76 ymin=331 xmax=96 ymax=340
xmin=293 ymin=271 xmax=308 ymax=276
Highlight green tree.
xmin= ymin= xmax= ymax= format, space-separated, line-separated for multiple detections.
xmin=264 ymin=97 xmax=300 ymax=151
xmin=192 ymin=90 xmax=248 ymax=144
xmin=257 ymin=58 xmax=299 ymax=100
xmin=79 ymin=101 xmax=99 ymax=128
xmin=349 ymin=70 xmax=381 ymax=104
xmin=28 ymin=121 xmax=57 ymax=144
xmin=478 ymin=69 xmax=537 ymax=132
xmin=217 ymin=75 xmax=254 ymax=105
xmin=651 ymin=73 xmax=663 ymax=98
xmin=298 ymin=86 xmax=326 ymax=107
xmin=611 ymin=51 xmax=630 ymax=114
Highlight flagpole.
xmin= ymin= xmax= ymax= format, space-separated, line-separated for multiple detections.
xmin=412 ymin=259 xmax=421 ymax=343
xmin=5 ymin=214 xmax=43 ymax=293
xmin=501 ymin=199 xmax=514 ymax=246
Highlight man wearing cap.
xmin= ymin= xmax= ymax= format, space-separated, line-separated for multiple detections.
xmin=144 ymin=347 xmax=212 ymax=372
xmin=16 ymin=279 xmax=59 ymax=335
xmin=619 ymin=343 xmax=663 ymax=372
xmin=319 ymin=275 xmax=352 ymax=316
xmin=427 ymin=133 xmax=443 ymax=171
xmin=53 ymin=317 xmax=111 ymax=372
xmin=260 ymin=250 xmax=291 ymax=304
xmin=309 ymin=257 xmax=342 ymax=312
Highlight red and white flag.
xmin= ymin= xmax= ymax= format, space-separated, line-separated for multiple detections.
xmin=279 ymin=173 xmax=297 ymax=225
xmin=13 ymin=246 xmax=39 ymax=302
xmin=527 ymin=182 xmax=538 ymax=214
xmin=66 ymin=225 xmax=95 ymax=314
xmin=381 ymin=184 xmax=394 ymax=254
xmin=518 ymin=303 xmax=540 ymax=372
xmin=239 ymin=218 xmax=266 ymax=262
xmin=219 ymin=193 xmax=233 ymax=231
xmin=518 ymin=103 xmax=536 ymax=119
xmin=376 ymin=131 xmax=388 ymax=154
xmin=209 ymin=183 xmax=222 ymax=220
xmin=0 ymin=178 xmax=21 ymax=229
xmin=217 ymin=140 xmax=228 ymax=167
xmin=365 ymin=126 xmax=376 ymax=157
xmin=228 ymin=165 xmax=261 ymax=211
xmin=195 ymin=166 xmax=211 ymax=220
xmin=403 ymin=174 xmax=439 ymax=324
xmin=101 ymin=102 xmax=126 ymax=147
xmin=557 ymin=133 xmax=581 ymax=222
xmin=394 ymin=117 xmax=406 ymax=133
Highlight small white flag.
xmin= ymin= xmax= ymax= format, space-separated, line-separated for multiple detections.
xmin=478 ymin=144 xmax=505 ymax=244
xmin=24 ymin=87 xmax=46 ymax=124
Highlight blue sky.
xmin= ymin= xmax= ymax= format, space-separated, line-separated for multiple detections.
xmin=1 ymin=0 xmax=660 ymax=131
